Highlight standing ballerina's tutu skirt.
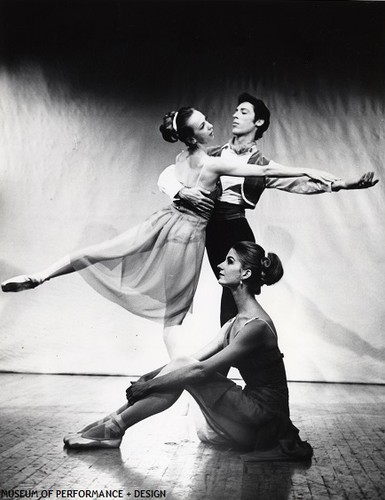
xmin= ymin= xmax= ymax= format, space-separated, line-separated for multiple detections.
xmin=70 ymin=187 xmax=219 ymax=327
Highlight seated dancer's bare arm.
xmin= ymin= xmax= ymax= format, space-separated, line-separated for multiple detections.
xmin=129 ymin=320 xmax=270 ymax=401
xmin=135 ymin=325 xmax=226 ymax=384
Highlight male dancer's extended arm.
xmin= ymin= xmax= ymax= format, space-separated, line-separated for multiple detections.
xmin=265 ymin=171 xmax=377 ymax=194
xmin=158 ymin=163 xmax=378 ymax=201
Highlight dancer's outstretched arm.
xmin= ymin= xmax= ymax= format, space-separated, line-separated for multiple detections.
xmin=206 ymin=156 xmax=339 ymax=184
xmin=330 ymin=172 xmax=378 ymax=191
xmin=158 ymin=157 xmax=339 ymax=197
xmin=265 ymin=171 xmax=378 ymax=194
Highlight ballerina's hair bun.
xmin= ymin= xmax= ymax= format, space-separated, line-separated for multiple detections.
xmin=159 ymin=107 xmax=196 ymax=147
xmin=159 ymin=111 xmax=179 ymax=143
xmin=261 ymin=252 xmax=283 ymax=287
xmin=231 ymin=241 xmax=284 ymax=295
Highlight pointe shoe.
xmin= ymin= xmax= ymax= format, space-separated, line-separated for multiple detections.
xmin=64 ymin=414 xmax=125 ymax=448
xmin=65 ymin=435 xmax=122 ymax=449
xmin=1 ymin=275 xmax=41 ymax=293
xmin=63 ymin=415 xmax=117 ymax=444
xmin=63 ymin=432 xmax=81 ymax=444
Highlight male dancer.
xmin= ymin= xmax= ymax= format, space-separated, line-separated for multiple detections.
xmin=158 ymin=92 xmax=377 ymax=325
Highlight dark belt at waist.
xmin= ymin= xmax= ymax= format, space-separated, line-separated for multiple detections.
xmin=211 ymin=202 xmax=246 ymax=221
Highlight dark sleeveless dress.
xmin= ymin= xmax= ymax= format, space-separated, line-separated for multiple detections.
xmin=70 ymin=183 xmax=221 ymax=326
xmin=187 ymin=317 xmax=313 ymax=459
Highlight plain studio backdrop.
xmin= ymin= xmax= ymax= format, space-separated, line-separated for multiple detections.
xmin=0 ymin=0 xmax=384 ymax=382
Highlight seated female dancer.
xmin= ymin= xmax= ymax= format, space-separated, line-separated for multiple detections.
xmin=1 ymin=107 xmax=336 ymax=358
xmin=64 ymin=241 xmax=312 ymax=461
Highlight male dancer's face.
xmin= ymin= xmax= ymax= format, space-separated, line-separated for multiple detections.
xmin=232 ymin=101 xmax=256 ymax=137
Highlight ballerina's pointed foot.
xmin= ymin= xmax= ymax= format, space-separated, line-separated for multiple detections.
xmin=64 ymin=415 xmax=125 ymax=449
xmin=63 ymin=432 xmax=81 ymax=444
xmin=1 ymin=275 xmax=41 ymax=293
xmin=65 ymin=435 xmax=122 ymax=449
xmin=63 ymin=413 xmax=120 ymax=444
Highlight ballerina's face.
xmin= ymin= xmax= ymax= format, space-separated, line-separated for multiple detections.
xmin=217 ymin=248 xmax=249 ymax=288
xmin=187 ymin=110 xmax=214 ymax=145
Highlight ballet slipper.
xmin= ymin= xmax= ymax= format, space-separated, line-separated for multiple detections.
xmin=64 ymin=415 xmax=125 ymax=449
xmin=63 ymin=424 xmax=105 ymax=444
xmin=63 ymin=427 xmax=106 ymax=445
xmin=1 ymin=275 xmax=41 ymax=293
xmin=65 ymin=435 xmax=122 ymax=449
xmin=63 ymin=432 xmax=82 ymax=444
xmin=63 ymin=412 xmax=122 ymax=444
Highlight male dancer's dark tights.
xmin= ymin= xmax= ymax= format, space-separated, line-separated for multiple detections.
xmin=205 ymin=217 xmax=255 ymax=326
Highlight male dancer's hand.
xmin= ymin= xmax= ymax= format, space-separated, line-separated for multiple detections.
xmin=179 ymin=187 xmax=215 ymax=217
xmin=332 ymin=171 xmax=379 ymax=191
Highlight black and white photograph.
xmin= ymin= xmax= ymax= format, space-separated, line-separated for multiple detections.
xmin=0 ymin=0 xmax=384 ymax=498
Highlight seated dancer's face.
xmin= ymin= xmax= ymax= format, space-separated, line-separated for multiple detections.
xmin=187 ymin=110 xmax=214 ymax=145
xmin=217 ymin=248 xmax=245 ymax=288
xmin=232 ymin=101 xmax=257 ymax=136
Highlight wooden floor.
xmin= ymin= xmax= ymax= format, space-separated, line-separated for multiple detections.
xmin=0 ymin=374 xmax=384 ymax=499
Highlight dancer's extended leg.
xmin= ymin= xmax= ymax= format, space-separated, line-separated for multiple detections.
xmin=2 ymin=255 xmax=77 ymax=292
xmin=2 ymin=232 xmax=136 ymax=292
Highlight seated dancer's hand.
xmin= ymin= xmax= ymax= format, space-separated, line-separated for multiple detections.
xmin=342 ymin=171 xmax=379 ymax=190
xmin=179 ymin=187 xmax=215 ymax=217
xmin=126 ymin=380 xmax=149 ymax=405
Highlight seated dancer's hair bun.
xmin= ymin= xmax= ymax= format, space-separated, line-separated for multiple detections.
xmin=231 ymin=241 xmax=284 ymax=295
xmin=261 ymin=252 xmax=283 ymax=286
xmin=160 ymin=111 xmax=179 ymax=143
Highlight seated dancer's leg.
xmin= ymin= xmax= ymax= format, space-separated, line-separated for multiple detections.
xmin=64 ymin=326 xmax=190 ymax=440
xmin=65 ymin=358 xmax=197 ymax=449
xmin=188 ymin=377 xmax=312 ymax=459
xmin=63 ymin=403 xmax=129 ymax=443
xmin=65 ymin=391 xmax=182 ymax=449
xmin=187 ymin=378 xmax=257 ymax=450
xmin=65 ymin=413 xmax=126 ymax=449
